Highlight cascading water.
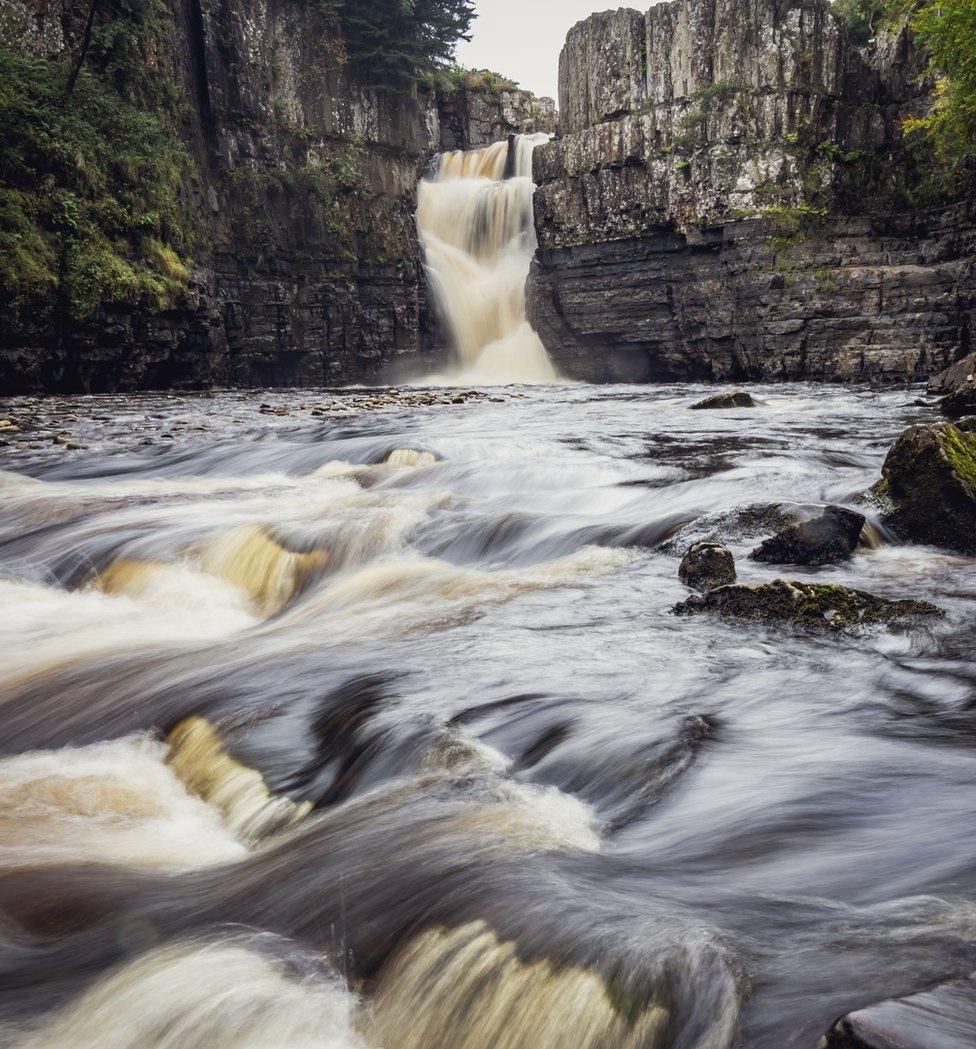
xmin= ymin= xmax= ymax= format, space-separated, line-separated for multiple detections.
xmin=416 ymin=133 xmax=558 ymax=384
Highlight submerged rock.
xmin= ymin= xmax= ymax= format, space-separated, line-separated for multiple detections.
xmin=822 ymin=974 xmax=976 ymax=1048
xmin=874 ymin=422 xmax=976 ymax=554
xmin=750 ymin=506 xmax=865 ymax=566
xmin=689 ymin=392 xmax=757 ymax=410
xmin=678 ymin=542 xmax=736 ymax=592
xmin=673 ymin=579 xmax=942 ymax=630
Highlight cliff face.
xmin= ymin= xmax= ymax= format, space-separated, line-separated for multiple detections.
xmin=0 ymin=0 xmax=554 ymax=393
xmin=529 ymin=2 xmax=976 ymax=383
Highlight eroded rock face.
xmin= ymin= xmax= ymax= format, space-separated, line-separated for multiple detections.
xmin=750 ymin=506 xmax=865 ymax=565
xmin=673 ymin=579 xmax=942 ymax=630
xmin=528 ymin=0 xmax=976 ymax=383
xmin=877 ymin=422 xmax=976 ymax=554
xmin=678 ymin=542 xmax=736 ymax=592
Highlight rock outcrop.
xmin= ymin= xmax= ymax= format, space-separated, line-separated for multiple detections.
xmin=874 ymin=422 xmax=976 ymax=553
xmin=0 ymin=0 xmax=553 ymax=393
xmin=528 ymin=1 xmax=976 ymax=383
xmin=750 ymin=505 xmax=865 ymax=565
xmin=674 ymin=579 xmax=942 ymax=629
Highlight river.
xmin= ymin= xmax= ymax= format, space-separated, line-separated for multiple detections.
xmin=0 ymin=382 xmax=974 ymax=1047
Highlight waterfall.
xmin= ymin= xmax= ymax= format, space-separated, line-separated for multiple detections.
xmin=416 ymin=133 xmax=557 ymax=384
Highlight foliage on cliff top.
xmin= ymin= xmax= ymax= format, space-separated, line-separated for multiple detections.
xmin=324 ymin=0 xmax=476 ymax=88
xmin=0 ymin=1 xmax=192 ymax=323
xmin=903 ymin=0 xmax=976 ymax=179
xmin=429 ymin=66 xmax=519 ymax=96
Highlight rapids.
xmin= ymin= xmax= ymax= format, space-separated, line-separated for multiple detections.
xmin=0 ymin=383 xmax=975 ymax=1047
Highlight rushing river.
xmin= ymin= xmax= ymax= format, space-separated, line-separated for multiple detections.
xmin=0 ymin=382 xmax=975 ymax=1048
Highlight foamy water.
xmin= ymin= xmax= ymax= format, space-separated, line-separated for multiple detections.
xmin=417 ymin=134 xmax=558 ymax=384
xmin=0 ymin=384 xmax=975 ymax=1047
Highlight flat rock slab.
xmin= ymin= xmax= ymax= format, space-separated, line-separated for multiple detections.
xmin=823 ymin=976 xmax=976 ymax=1048
xmin=673 ymin=579 xmax=943 ymax=631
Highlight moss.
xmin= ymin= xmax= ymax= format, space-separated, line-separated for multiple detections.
xmin=674 ymin=579 xmax=942 ymax=630
xmin=939 ymin=423 xmax=976 ymax=492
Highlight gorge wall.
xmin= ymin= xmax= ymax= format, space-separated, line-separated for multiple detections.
xmin=0 ymin=0 xmax=554 ymax=392
xmin=528 ymin=3 xmax=976 ymax=383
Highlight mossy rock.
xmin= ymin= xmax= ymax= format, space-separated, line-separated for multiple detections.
xmin=673 ymin=579 xmax=943 ymax=631
xmin=689 ymin=391 xmax=758 ymax=410
xmin=878 ymin=422 xmax=976 ymax=554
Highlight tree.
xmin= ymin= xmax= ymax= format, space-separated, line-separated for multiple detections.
xmin=336 ymin=0 xmax=476 ymax=87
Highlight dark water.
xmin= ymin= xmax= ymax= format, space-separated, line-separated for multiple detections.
xmin=0 ymin=383 xmax=974 ymax=1048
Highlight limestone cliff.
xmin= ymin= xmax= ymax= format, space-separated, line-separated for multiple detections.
xmin=0 ymin=0 xmax=553 ymax=392
xmin=529 ymin=2 xmax=976 ymax=383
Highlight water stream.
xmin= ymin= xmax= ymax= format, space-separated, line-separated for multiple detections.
xmin=416 ymin=134 xmax=556 ymax=383
xmin=0 ymin=383 xmax=974 ymax=1047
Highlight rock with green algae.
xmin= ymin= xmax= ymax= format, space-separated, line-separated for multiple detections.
xmin=874 ymin=422 xmax=976 ymax=554
xmin=673 ymin=579 xmax=943 ymax=631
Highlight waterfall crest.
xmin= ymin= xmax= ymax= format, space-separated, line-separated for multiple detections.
xmin=416 ymin=133 xmax=557 ymax=384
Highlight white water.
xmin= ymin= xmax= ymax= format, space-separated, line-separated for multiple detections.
xmin=416 ymin=133 xmax=557 ymax=384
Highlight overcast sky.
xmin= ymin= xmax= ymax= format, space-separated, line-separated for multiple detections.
xmin=455 ymin=0 xmax=614 ymax=101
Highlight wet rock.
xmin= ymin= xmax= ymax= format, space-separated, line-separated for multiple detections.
xmin=940 ymin=380 xmax=976 ymax=419
xmin=928 ymin=351 xmax=976 ymax=394
xmin=821 ymin=974 xmax=976 ymax=1048
xmin=673 ymin=579 xmax=942 ymax=631
xmin=750 ymin=506 xmax=865 ymax=566
xmin=874 ymin=422 xmax=976 ymax=554
xmin=678 ymin=542 xmax=736 ymax=592
xmin=664 ymin=502 xmax=808 ymax=554
xmin=690 ymin=392 xmax=757 ymax=410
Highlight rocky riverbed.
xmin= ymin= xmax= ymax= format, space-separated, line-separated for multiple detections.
xmin=0 ymin=381 xmax=975 ymax=1048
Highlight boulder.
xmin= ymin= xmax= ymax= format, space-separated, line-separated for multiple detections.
xmin=664 ymin=502 xmax=819 ymax=555
xmin=928 ymin=351 xmax=976 ymax=394
xmin=673 ymin=579 xmax=942 ymax=631
xmin=822 ymin=975 xmax=976 ymax=1048
xmin=689 ymin=392 xmax=757 ymax=410
xmin=678 ymin=542 xmax=736 ymax=592
xmin=750 ymin=506 xmax=865 ymax=565
xmin=940 ymin=380 xmax=976 ymax=419
xmin=875 ymin=422 xmax=976 ymax=554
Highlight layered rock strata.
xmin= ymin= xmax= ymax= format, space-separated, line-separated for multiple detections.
xmin=0 ymin=0 xmax=553 ymax=392
xmin=528 ymin=2 xmax=976 ymax=383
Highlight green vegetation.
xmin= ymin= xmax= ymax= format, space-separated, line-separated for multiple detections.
xmin=832 ymin=0 xmax=975 ymax=179
xmin=327 ymin=0 xmax=476 ymax=88
xmin=428 ymin=65 xmax=518 ymax=96
xmin=0 ymin=0 xmax=192 ymax=322
xmin=904 ymin=0 xmax=976 ymax=178
xmin=832 ymin=0 xmax=888 ymax=43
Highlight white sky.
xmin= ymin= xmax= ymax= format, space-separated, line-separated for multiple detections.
xmin=455 ymin=0 xmax=619 ymax=101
